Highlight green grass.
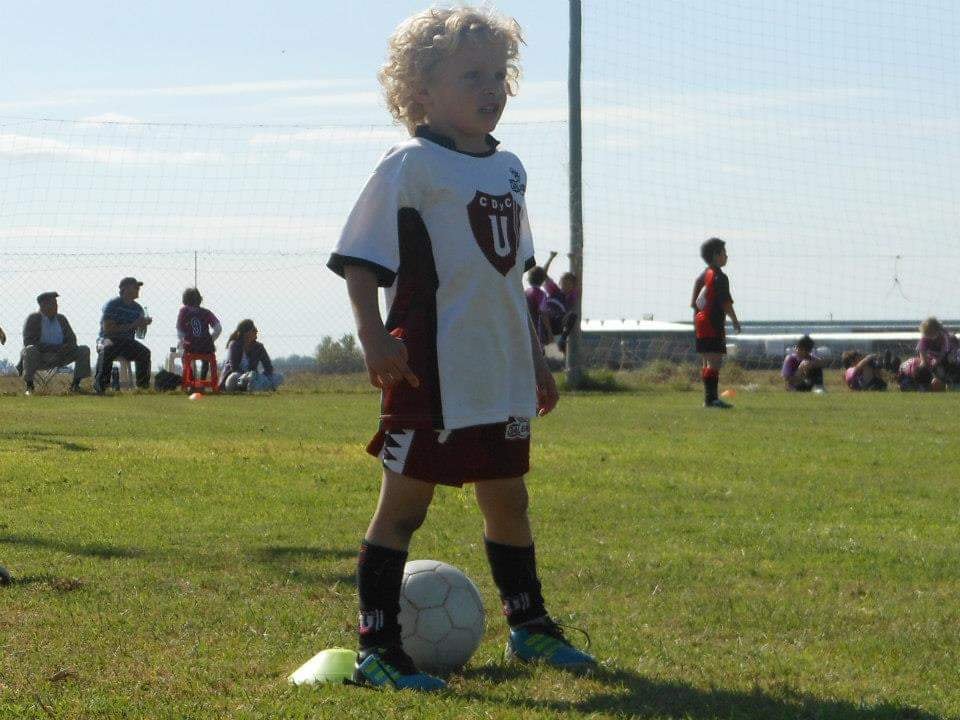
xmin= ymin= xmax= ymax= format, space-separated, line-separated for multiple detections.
xmin=1 ymin=387 xmax=958 ymax=719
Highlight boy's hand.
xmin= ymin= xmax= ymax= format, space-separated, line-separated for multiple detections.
xmin=548 ymin=250 xmax=558 ymax=260
xmin=733 ymin=322 xmax=742 ymax=334
xmin=360 ymin=329 xmax=419 ymax=389
xmin=534 ymin=359 xmax=558 ymax=416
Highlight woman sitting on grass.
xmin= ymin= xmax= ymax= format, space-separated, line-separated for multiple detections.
xmin=219 ymin=319 xmax=283 ymax=393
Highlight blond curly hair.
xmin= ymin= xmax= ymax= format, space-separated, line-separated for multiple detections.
xmin=379 ymin=6 xmax=524 ymax=134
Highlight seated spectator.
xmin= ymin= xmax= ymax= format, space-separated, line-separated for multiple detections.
xmin=220 ymin=319 xmax=283 ymax=392
xmin=540 ymin=251 xmax=579 ymax=354
xmin=19 ymin=291 xmax=91 ymax=395
xmin=94 ymin=277 xmax=152 ymax=393
xmin=177 ymin=287 xmax=222 ymax=380
xmin=917 ymin=317 xmax=960 ymax=384
xmin=841 ymin=350 xmax=896 ymax=391
xmin=782 ymin=334 xmax=826 ymax=392
xmin=896 ymin=356 xmax=944 ymax=392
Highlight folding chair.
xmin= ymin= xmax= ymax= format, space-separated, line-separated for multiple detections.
xmin=181 ymin=352 xmax=219 ymax=393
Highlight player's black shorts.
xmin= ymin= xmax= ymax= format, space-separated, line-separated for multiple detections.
xmin=695 ymin=336 xmax=726 ymax=354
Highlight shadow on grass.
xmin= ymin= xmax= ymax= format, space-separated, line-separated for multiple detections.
xmin=0 ymin=430 xmax=92 ymax=452
xmin=252 ymin=546 xmax=355 ymax=561
xmin=464 ymin=666 xmax=944 ymax=720
xmin=249 ymin=545 xmax=357 ymax=587
xmin=0 ymin=533 xmax=145 ymax=559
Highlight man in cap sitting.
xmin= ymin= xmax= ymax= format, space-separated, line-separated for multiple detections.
xmin=20 ymin=291 xmax=91 ymax=395
xmin=93 ymin=277 xmax=152 ymax=394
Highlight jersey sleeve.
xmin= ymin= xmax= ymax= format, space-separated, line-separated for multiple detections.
xmin=327 ymin=149 xmax=419 ymax=287
xmin=518 ymin=189 xmax=535 ymax=272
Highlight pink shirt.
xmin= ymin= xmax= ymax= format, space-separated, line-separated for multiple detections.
xmin=525 ymin=286 xmax=546 ymax=319
xmin=898 ymin=357 xmax=922 ymax=378
xmin=844 ymin=366 xmax=862 ymax=390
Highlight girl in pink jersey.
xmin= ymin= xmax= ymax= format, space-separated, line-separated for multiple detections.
xmin=176 ymin=288 xmax=221 ymax=381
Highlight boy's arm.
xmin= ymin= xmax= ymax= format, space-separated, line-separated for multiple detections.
xmin=542 ymin=250 xmax=558 ymax=276
xmin=528 ymin=315 xmax=557 ymax=416
xmin=344 ymin=265 xmax=418 ymax=389
xmin=723 ymin=301 xmax=742 ymax=333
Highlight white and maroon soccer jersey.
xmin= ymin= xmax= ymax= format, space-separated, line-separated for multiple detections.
xmin=329 ymin=134 xmax=538 ymax=431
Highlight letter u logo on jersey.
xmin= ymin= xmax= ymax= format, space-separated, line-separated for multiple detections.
xmin=467 ymin=191 xmax=519 ymax=276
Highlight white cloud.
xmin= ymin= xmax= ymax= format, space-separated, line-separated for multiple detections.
xmin=0 ymin=133 xmax=217 ymax=165
xmin=275 ymin=91 xmax=381 ymax=108
xmin=248 ymin=126 xmax=405 ymax=145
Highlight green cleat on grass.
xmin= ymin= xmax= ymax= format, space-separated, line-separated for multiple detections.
xmin=507 ymin=619 xmax=597 ymax=669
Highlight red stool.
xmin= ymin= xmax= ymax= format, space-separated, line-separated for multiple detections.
xmin=182 ymin=352 xmax=219 ymax=393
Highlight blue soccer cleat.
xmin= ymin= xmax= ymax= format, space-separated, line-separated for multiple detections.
xmin=353 ymin=646 xmax=446 ymax=692
xmin=704 ymin=398 xmax=733 ymax=409
xmin=507 ymin=619 xmax=597 ymax=669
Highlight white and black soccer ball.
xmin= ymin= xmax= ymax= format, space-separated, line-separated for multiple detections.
xmin=398 ymin=559 xmax=485 ymax=673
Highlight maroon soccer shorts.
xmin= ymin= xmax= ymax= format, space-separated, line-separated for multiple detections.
xmin=366 ymin=418 xmax=531 ymax=486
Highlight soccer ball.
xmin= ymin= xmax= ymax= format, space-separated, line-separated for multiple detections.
xmin=398 ymin=559 xmax=485 ymax=673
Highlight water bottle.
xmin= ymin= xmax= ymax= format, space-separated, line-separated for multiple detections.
xmin=110 ymin=366 xmax=120 ymax=391
xmin=165 ymin=347 xmax=177 ymax=373
xmin=136 ymin=306 xmax=149 ymax=339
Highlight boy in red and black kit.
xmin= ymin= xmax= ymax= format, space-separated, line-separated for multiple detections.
xmin=692 ymin=237 xmax=741 ymax=408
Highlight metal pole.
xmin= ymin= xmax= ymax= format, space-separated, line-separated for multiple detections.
xmin=567 ymin=0 xmax=585 ymax=387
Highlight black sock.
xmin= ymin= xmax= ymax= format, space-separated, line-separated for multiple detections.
xmin=809 ymin=367 xmax=824 ymax=387
xmin=702 ymin=368 xmax=719 ymax=403
xmin=484 ymin=538 xmax=547 ymax=627
xmin=356 ymin=540 xmax=407 ymax=650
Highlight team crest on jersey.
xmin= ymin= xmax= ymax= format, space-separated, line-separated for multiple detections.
xmin=504 ymin=417 xmax=530 ymax=440
xmin=467 ymin=191 xmax=519 ymax=276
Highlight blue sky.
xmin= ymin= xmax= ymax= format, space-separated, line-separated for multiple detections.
xmin=0 ymin=2 xmax=957 ymax=360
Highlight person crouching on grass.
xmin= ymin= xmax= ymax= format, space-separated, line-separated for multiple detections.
xmin=782 ymin=334 xmax=826 ymax=393
xmin=692 ymin=237 xmax=741 ymax=408
xmin=917 ymin=317 xmax=960 ymax=386
xmin=326 ymin=6 xmax=595 ymax=692
xmin=841 ymin=350 xmax=896 ymax=391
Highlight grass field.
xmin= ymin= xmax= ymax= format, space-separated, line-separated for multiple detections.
xmin=1 ymin=381 xmax=958 ymax=719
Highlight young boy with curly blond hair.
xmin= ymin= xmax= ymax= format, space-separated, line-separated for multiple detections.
xmin=327 ymin=6 xmax=595 ymax=691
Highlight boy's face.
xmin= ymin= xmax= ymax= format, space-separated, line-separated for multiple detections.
xmin=713 ymin=249 xmax=728 ymax=267
xmin=420 ymin=42 xmax=508 ymax=144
